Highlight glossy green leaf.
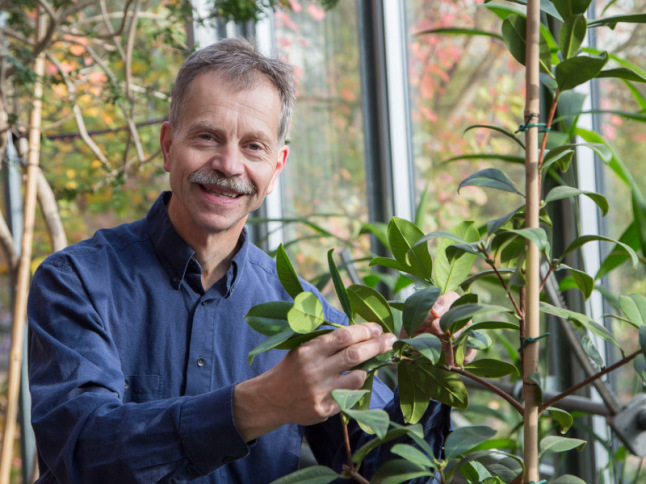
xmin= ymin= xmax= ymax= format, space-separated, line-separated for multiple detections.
xmin=545 ymin=185 xmax=609 ymax=216
xmin=352 ymin=351 xmax=393 ymax=372
xmin=551 ymin=475 xmax=587 ymax=484
xmin=398 ymin=360 xmax=432 ymax=424
xmin=390 ymin=443 xmax=434 ymax=468
xmin=434 ymin=221 xmax=480 ymax=293
xmin=342 ymin=408 xmax=390 ymax=439
xmin=352 ymin=424 xmax=426 ymax=466
xmin=368 ymin=256 xmax=408 ymax=273
xmin=269 ymin=466 xmax=340 ymax=484
xmin=440 ymin=303 xmax=513 ymax=334
xmin=598 ymin=67 xmax=646 ymax=83
xmin=414 ymin=185 xmax=430 ymax=228
xmin=501 ymin=14 xmax=552 ymax=73
xmin=620 ymin=294 xmax=646 ymax=327
xmin=347 ymin=285 xmax=395 ymax=333
xmin=541 ymin=145 xmax=574 ymax=174
xmin=486 ymin=207 xmax=522 ymax=235
xmin=395 ymin=334 xmax=443 ymax=365
xmin=503 ymin=228 xmax=550 ymax=253
xmin=416 ymin=27 xmax=503 ymax=40
xmin=400 ymin=359 xmax=469 ymax=420
xmin=464 ymin=124 xmax=525 ymax=149
xmin=558 ymin=264 xmax=594 ymax=299
xmin=245 ymin=301 xmax=292 ymax=335
xmin=327 ymin=249 xmax=353 ymax=323
xmin=581 ymin=335 xmax=604 ymax=369
xmin=388 ymin=217 xmax=433 ymax=281
xmin=540 ymin=302 xmax=620 ymax=348
xmin=539 ymin=436 xmax=587 ymax=457
xmin=561 ymin=234 xmax=639 ymax=269
xmin=545 ymin=407 xmax=574 ymax=434
xmin=458 ymin=168 xmax=523 ymax=196
xmin=444 ymin=425 xmax=497 ymax=459
xmin=288 ymin=292 xmax=326 ymax=334
xmin=458 ymin=450 xmax=524 ymax=483
xmin=596 ymin=221 xmax=640 ymax=280
xmin=276 ymin=244 xmax=304 ymax=299
xmin=465 ymin=330 xmax=493 ymax=351
xmin=559 ymin=14 xmax=587 ymax=59
xmin=555 ymin=52 xmax=609 ymax=91
xmin=402 ymin=286 xmax=441 ymax=336
xmin=275 ymin=329 xmax=332 ymax=351
xmin=588 ymin=13 xmax=646 ymax=29
xmin=552 ymin=0 xmax=592 ymax=18
xmin=248 ymin=329 xmax=295 ymax=364
xmin=463 ymin=359 xmax=519 ymax=378
xmin=331 ymin=389 xmax=369 ymax=411
xmin=370 ymin=459 xmax=432 ymax=484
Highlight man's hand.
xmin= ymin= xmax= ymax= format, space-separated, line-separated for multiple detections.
xmin=402 ymin=291 xmax=477 ymax=367
xmin=233 ymin=323 xmax=397 ymax=442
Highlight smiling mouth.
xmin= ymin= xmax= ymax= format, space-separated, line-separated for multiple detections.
xmin=199 ymin=184 xmax=242 ymax=199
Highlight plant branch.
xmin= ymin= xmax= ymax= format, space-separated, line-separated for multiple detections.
xmin=538 ymin=263 xmax=554 ymax=293
xmin=480 ymin=245 xmax=524 ymax=318
xmin=538 ymin=349 xmax=641 ymax=414
xmin=450 ymin=367 xmax=524 ymax=415
xmin=537 ymin=89 xmax=560 ymax=173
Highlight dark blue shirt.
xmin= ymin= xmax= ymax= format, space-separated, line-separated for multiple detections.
xmin=28 ymin=192 xmax=451 ymax=483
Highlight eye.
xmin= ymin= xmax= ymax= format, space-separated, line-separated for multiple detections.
xmin=247 ymin=142 xmax=263 ymax=151
xmin=199 ymin=134 xmax=214 ymax=142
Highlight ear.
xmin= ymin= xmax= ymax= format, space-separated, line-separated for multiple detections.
xmin=160 ymin=121 xmax=174 ymax=173
xmin=266 ymin=144 xmax=289 ymax=195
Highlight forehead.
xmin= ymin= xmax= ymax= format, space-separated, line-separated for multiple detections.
xmin=177 ymin=71 xmax=282 ymax=129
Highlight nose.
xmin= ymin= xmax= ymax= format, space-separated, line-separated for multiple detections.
xmin=210 ymin=143 xmax=244 ymax=177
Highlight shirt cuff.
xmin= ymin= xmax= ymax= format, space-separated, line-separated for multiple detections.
xmin=179 ymin=384 xmax=250 ymax=475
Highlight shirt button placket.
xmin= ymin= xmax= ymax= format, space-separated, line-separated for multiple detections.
xmin=185 ymin=297 xmax=215 ymax=395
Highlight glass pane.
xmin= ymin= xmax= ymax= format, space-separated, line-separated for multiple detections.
xmin=405 ymin=0 xmax=525 ymax=234
xmin=594 ymin=0 xmax=646 ymax=404
xmin=274 ymin=1 xmax=369 ymax=286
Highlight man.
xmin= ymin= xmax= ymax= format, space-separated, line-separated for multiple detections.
xmin=28 ymin=38 xmax=451 ymax=483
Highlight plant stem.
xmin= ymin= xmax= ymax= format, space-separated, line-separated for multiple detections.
xmin=538 ymin=349 xmax=641 ymax=414
xmin=537 ymin=89 xmax=561 ymax=173
xmin=343 ymin=466 xmax=370 ymax=484
xmin=480 ymin=246 xmax=523 ymax=318
xmin=538 ymin=263 xmax=554 ymax=293
xmin=450 ymin=367 xmax=524 ymax=415
xmin=522 ymin=1 xmax=541 ymax=482
xmin=342 ymin=420 xmax=354 ymax=472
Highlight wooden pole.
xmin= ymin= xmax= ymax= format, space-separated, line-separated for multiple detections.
xmin=523 ymin=0 xmax=541 ymax=482
xmin=0 ymin=9 xmax=46 ymax=484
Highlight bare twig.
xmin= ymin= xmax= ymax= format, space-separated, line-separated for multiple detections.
xmin=45 ymin=52 xmax=110 ymax=166
xmin=538 ymin=349 xmax=641 ymax=414
xmin=479 ymin=245 xmax=524 ymax=318
xmin=450 ymin=367 xmax=524 ymax=415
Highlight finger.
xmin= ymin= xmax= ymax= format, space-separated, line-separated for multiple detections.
xmin=334 ymin=369 xmax=368 ymax=390
xmin=309 ymin=323 xmax=383 ymax=358
xmin=463 ymin=348 xmax=477 ymax=365
xmin=431 ymin=291 xmax=462 ymax=319
xmin=326 ymin=332 xmax=397 ymax=375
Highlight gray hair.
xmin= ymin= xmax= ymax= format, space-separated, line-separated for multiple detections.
xmin=169 ymin=37 xmax=295 ymax=144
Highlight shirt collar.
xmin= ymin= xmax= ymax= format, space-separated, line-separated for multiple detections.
xmin=146 ymin=191 xmax=249 ymax=294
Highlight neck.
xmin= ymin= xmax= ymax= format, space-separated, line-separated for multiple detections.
xmin=166 ymin=197 xmax=244 ymax=291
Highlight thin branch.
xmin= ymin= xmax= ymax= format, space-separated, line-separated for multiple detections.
xmin=479 ymin=246 xmax=524 ymax=318
xmin=96 ymin=0 xmax=136 ymax=39
xmin=100 ymin=0 xmax=127 ymax=60
xmin=537 ymin=89 xmax=560 ymax=173
xmin=123 ymin=0 xmax=145 ymax=163
xmin=538 ymin=349 xmax=641 ymax=414
xmin=45 ymin=52 xmax=109 ymax=166
xmin=342 ymin=421 xmax=353 ymax=473
xmin=0 ymin=212 xmax=18 ymax=272
xmin=538 ymin=263 xmax=554 ymax=293
xmin=450 ymin=367 xmax=525 ymax=415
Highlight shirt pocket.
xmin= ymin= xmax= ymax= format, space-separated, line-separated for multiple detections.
xmin=123 ymin=374 xmax=163 ymax=403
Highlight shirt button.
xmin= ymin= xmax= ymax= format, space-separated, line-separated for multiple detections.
xmin=197 ymin=357 xmax=206 ymax=367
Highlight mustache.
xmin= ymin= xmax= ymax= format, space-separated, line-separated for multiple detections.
xmin=188 ymin=170 xmax=257 ymax=195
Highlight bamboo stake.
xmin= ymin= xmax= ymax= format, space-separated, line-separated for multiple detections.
xmin=522 ymin=0 xmax=541 ymax=482
xmin=0 ymin=9 xmax=46 ymax=484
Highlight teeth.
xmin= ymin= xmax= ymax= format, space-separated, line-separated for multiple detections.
xmin=204 ymin=186 xmax=238 ymax=198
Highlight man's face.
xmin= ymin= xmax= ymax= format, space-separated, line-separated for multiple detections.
xmin=161 ymin=71 xmax=288 ymax=241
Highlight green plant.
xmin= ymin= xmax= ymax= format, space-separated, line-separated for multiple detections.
xmin=244 ymin=0 xmax=646 ymax=482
